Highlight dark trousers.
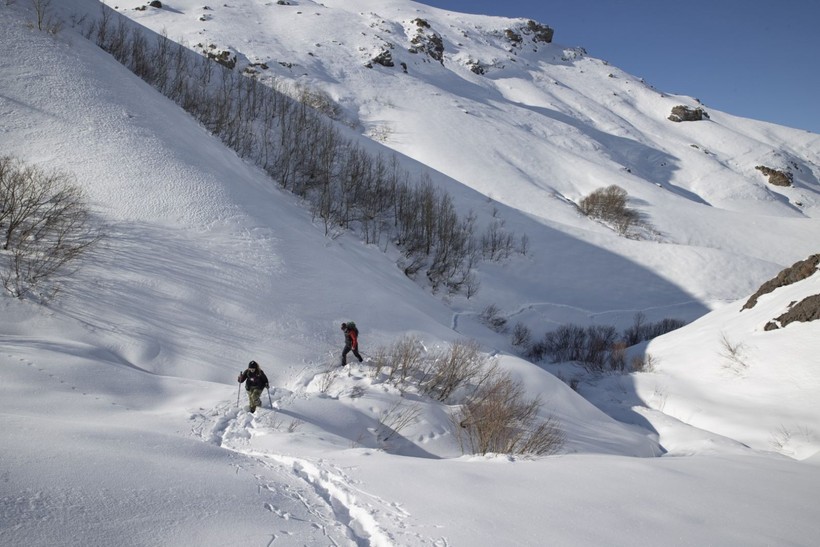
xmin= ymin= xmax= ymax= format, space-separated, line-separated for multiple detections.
xmin=341 ymin=345 xmax=362 ymax=366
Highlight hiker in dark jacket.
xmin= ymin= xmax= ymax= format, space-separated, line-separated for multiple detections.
xmin=237 ymin=360 xmax=269 ymax=413
xmin=341 ymin=322 xmax=363 ymax=367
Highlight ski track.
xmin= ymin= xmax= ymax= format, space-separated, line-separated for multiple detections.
xmin=190 ymin=390 xmax=433 ymax=546
xmin=450 ymin=300 xmax=708 ymax=333
xmin=2 ymin=349 xmax=132 ymax=412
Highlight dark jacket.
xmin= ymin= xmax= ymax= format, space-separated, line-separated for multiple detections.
xmin=238 ymin=368 xmax=269 ymax=391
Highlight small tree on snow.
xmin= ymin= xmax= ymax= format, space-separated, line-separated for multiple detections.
xmin=579 ymin=185 xmax=640 ymax=236
xmin=0 ymin=156 xmax=100 ymax=298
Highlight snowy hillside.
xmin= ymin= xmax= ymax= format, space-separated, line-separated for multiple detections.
xmin=2 ymin=1 xmax=819 ymax=546
xmin=111 ymin=0 xmax=820 ymax=306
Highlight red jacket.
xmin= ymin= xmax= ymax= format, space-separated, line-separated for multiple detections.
xmin=344 ymin=326 xmax=358 ymax=349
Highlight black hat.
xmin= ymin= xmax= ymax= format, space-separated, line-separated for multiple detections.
xmin=248 ymin=360 xmax=258 ymax=369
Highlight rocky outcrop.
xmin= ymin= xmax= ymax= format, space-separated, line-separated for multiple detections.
xmin=504 ymin=20 xmax=554 ymax=48
xmin=408 ymin=18 xmax=444 ymax=64
xmin=764 ymin=294 xmax=820 ymax=330
xmin=668 ymin=105 xmax=709 ymax=122
xmin=524 ymin=20 xmax=554 ymax=43
xmin=742 ymin=254 xmax=820 ymax=310
xmin=466 ymin=59 xmax=485 ymax=75
xmin=368 ymin=49 xmax=395 ymax=68
xmin=755 ymin=165 xmax=793 ymax=187
xmin=201 ymin=45 xmax=236 ymax=69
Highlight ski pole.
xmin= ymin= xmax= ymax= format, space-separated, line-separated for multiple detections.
xmin=267 ymin=386 xmax=273 ymax=409
xmin=236 ymin=374 xmax=242 ymax=407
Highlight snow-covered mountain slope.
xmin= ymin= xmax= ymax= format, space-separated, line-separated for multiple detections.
xmin=2 ymin=2 xmax=820 ymax=546
xmin=640 ymin=260 xmax=820 ymax=460
xmin=106 ymin=0 xmax=820 ymax=308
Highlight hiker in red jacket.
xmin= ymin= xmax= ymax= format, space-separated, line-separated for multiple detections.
xmin=341 ymin=322 xmax=363 ymax=367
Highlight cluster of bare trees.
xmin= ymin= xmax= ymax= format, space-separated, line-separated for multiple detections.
xmin=0 ymin=156 xmax=99 ymax=298
xmin=369 ymin=337 xmax=565 ymax=456
xmin=85 ymin=6 xmax=526 ymax=295
xmin=518 ymin=312 xmax=684 ymax=372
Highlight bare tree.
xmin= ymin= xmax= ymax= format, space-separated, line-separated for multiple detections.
xmin=0 ymin=156 xmax=100 ymax=298
xmin=31 ymin=0 xmax=51 ymax=31
xmin=479 ymin=303 xmax=507 ymax=332
xmin=511 ymin=322 xmax=532 ymax=349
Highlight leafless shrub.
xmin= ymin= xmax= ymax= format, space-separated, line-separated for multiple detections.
xmin=464 ymin=271 xmax=481 ymax=299
xmin=581 ymin=325 xmax=618 ymax=371
xmin=534 ymin=318 xmax=680 ymax=374
xmin=367 ymin=345 xmax=390 ymax=380
xmin=510 ymin=322 xmax=531 ymax=349
xmin=385 ymin=335 xmax=426 ymax=385
xmin=518 ymin=233 xmax=529 ymax=256
xmin=421 ymin=339 xmax=486 ymax=402
xmin=480 ymin=219 xmax=516 ymax=261
xmin=31 ymin=0 xmax=62 ymax=34
xmin=623 ymin=312 xmax=686 ymax=346
xmin=609 ymin=341 xmax=628 ymax=372
xmin=579 ymin=185 xmax=640 ymax=236
xmin=479 ymin=303 xmax=507 ymax=332
xmin=0 ymin=156 xmax=100 ymax=298
xmin=540 ymin=324 xmax=587 ymax=362
xmin=317 ymin=363 xmax=338 ymax=394
xmin=769 ymin=424 xmax=812 ymax=456
xmin=650 ymin=384 xmax=667 ymax=411
xmin=719 ymin=332 xmax=749 ymax=373
xmin=454 ymin=369 xmax=564 ymax=456
xmin=375 ymin=400 xmax=421 ymax=443
xmin=630 ymin=352 xmax=657 ymax=373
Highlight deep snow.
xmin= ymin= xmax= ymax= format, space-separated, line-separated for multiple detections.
xmin=1 ymin=1 xmax=819 ymax=546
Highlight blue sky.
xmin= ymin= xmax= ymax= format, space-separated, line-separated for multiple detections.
xmin=422 ymin=0 xmax=820 ymax=134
